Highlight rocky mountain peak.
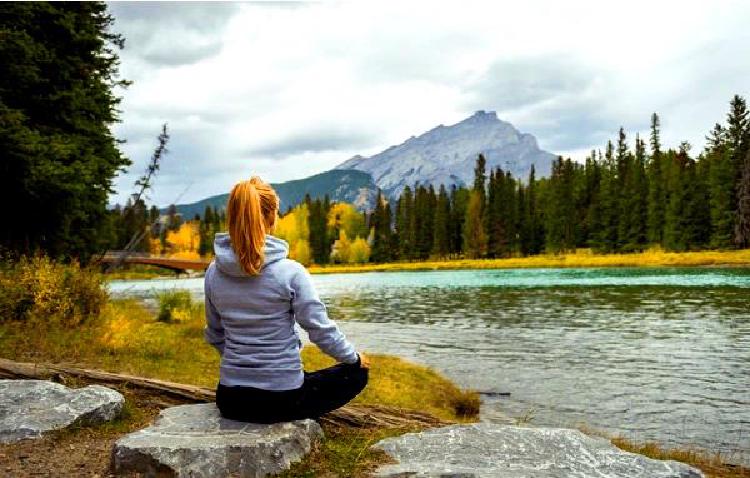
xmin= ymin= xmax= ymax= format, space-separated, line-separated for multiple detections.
xmin=335 ymin=111 xmax=555 ymax=200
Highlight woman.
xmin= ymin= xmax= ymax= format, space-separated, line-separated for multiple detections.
xmin=204 ymin=176 xmax=369 ymax=424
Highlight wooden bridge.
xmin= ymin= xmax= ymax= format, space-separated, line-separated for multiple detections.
xmin=100 ymin=252 xmax=210 ymax=273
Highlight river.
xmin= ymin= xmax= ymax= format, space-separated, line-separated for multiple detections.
xmin=109 ymin=267 xmax=750 ymax=463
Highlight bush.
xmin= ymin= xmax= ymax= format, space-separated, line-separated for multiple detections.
xmin=349 ymin=237 xmax=371 ymax=264
xmin=0 ymin=256 xmax=107 ymax=326
xmin=155 ymin=289 xmax=193 ymax=323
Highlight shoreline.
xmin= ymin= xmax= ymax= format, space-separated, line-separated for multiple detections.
xmin=103 ymin=249 xmax=750 ymax=280
xmin=308 ymin=249 xmax=750 ymax=275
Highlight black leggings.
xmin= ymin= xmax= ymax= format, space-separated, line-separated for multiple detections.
xmin=216 ymin=362 xmax=368 ymax=424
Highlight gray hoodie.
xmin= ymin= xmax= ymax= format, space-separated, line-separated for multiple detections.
xmin=204 ymin=233 xmax=359 ymax=390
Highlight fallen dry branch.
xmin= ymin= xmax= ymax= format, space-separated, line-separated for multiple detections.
xmin=0 ymin=358 xmax=450 ymax=429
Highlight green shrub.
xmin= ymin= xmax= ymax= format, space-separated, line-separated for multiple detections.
xmin=0 ymin=256 xmax=108 ymax=326
xmin=155 ymin=289 xmax=193 ymax=323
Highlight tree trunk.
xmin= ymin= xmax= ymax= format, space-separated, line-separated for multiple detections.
xmin=0 ymin=358 xmax=450 ymax=429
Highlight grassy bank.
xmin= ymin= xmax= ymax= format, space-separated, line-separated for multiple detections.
xmin=0 ymin=295 xmax=479 ymax=476
xmin=308 ymin=248 xmax=750 ymax=274
xmin=612 ymin=437 xmax=749 ymax=478
xmin=99 ymin=248 xmax=750 ymax=280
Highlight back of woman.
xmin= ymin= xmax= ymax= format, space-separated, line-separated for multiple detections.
xmin=204 ymin=176 xmax=369 ymax=423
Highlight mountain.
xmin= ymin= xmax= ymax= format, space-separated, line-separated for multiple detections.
xmin=171 ymin=169 xmax=378 ymax=218
xmin=336 ymin=110 xmax=555 ymax=199
xmin=174 ymin=111 xmax=555 ymax=216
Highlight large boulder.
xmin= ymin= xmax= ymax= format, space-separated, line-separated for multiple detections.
xmin=373 ymin=423 xmax=704 ymax=478
xmin=0 ymin=379 xmax=124 ymax=443
xmin=111 ymin=403 xmax=323 ymax=477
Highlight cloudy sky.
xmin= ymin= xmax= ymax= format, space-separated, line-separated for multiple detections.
xmin=108 ymin=0 xmax=750 ymax=206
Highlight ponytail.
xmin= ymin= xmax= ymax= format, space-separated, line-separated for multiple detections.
xmin=227 ymin=176 xmax=279 ymax=275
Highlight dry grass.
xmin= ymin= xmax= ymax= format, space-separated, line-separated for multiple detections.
xmin=576 ymin=425 xmax=749 ymax=478
xmin=308 ymin=248 xmax=750 ymax=274
xmin=0 ymin=299 xmax=479 ymax=422
xmin=612 ymin=437 xmax=750 ymax=478
xmin=0 ymin=298 xmax=481 ymax=476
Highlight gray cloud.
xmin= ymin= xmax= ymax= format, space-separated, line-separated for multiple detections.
xmin=466 ymin=55 xmax=594 ymax=111
xmin=106 ymin=2 xmax=750 ymax=206
xmin=464 ymin=55 xmax=619 ymax=152
xmin=109 ymin=2 xmax=238 ymax=67
xmin=246 ymin=127 xmax=381 ymax=158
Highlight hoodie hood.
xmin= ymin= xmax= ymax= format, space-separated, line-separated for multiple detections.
xmin=213 ymin=233 xmax=289 ymax=277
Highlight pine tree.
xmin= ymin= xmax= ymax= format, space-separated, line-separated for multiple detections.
xmin=647 ymin=113 xmax=666 ymax=244
xmin=198 ymin=206 xmax=214 ymax=256
xmin=469 ymin=154 xmax=488 ymax=255
xmin=449 ymin=185 xmax=469 ymax=256
xmin=736 ymin=148 xmax=750 ymax=248
xmin=615 ymin=128 xmax=632 ymax=249
xmin=620 ymin=135 xmax=648 ymax=251
xmin=726 ymin=95 xmax=749 ymax=247
xmin=583 ymin=151 xmax=602 ymax=248
xmin=473 ymin=154 xmax=488 ymax=204
xmin=370 ymin=192 xmax=393 ymax=263
xmin=1 ymin=2 xmax=130 ymax=260
xmin=308 ymin=198 xmax=329 ymax=264
xmin=706 ymin=124 xmax=736 ymax=248
xmin=664 ymin=144 xmax=708 ymax=250
xmin=687 ymin=147 xmax=711 ymax=248
xmin=485 ymin=169 xmax=503 ymax=257
xmin=395 ymin=186 xmax=415 ymax=259
xmin=727 ymin=95 xmax=749 ymax=170
xmin=506 ymin=171 xmax=519 ymax=253
xmin=432 ymin=184 xmax=451 ymax=257
xmin=545 ymin=157 xmax=576 ymax=253
xmin=526 ymin=165 xmax=544 ymax=254
xmin=594 ymin=141 xmax=619 ymax=252
xmin=463 ymin=190 xmax=487 ymax=258
xmin=516 ymin=183 xmax=529 ymax=255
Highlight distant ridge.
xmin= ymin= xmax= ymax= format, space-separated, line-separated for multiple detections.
xmin=175 ymin=111 xmax=555 ymax=215
xmin=171 ymin=169 xmax=377 ymax=218
xmin=336 ymin=110 xmax=555 ymax=199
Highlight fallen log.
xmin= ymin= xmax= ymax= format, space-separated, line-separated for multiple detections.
xmin=0 ymin=358 xmax=450 ymax=429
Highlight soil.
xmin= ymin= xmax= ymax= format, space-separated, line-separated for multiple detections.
xmin=0 ymin=390 xmax=164 ymax=478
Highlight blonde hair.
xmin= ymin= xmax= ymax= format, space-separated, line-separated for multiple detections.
xmin=227 ymin=176 xmax=279 ymax=275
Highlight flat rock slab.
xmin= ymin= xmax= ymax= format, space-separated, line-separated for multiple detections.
xmin=373 ymin=423 xmax=704 ymax=478
xmin=0 ymin=379 xmax=124 ymax=443
xmin=111 ymin=403 xmax=323 ymax=478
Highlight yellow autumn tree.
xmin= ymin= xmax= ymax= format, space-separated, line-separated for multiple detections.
xmin=164 ymin=221 xmax=201 ymax=259
xmin=327 ymin=203 xmax=366 ymax=240
xmin=349 ymin=236 xmax=371 ymax=264
xmin=275 ymin=204 xmax=311 ymax=265
xmin=330 ymin=230 xmax=352 ymax=263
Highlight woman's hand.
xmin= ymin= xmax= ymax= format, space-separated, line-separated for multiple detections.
xmin=358 ymin=352 xmax=371 ymax=369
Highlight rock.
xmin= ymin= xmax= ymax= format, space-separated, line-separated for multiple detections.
xmin=0 ymin=379 xmax=124 ymax=443
xmin=373 ymin=423 xmax=704 ymax=478
xmin=336 ymin=110 xmax=556 ymax=201
xmin=111 ymin=403 xmax=323 ymax=477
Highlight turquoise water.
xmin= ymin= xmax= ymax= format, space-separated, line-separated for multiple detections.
xmin=110 ymin=267 xmax=750 ymax=462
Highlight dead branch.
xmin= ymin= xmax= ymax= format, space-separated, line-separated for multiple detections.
xmin=0 ymin=358 xmax=450 ymax=429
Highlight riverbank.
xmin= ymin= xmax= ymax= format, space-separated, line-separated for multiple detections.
xmin=308 ymin=248 xmax=750 ymax=274
xmin=0 ymin=297 xmax=479 ymax=476
xmin=1 ymin=297 xmax=747 ymax=476
xmin=101 ymin=248 xmax=750 ymax=280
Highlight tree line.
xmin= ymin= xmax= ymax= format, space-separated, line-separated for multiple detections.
xmin=366 ymin=95 xmax=750 ymax=262
xmin=181 ymin=94 xmax=750 ymax=264
xmin=71 ymin=93 xmax=750 ymax=265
